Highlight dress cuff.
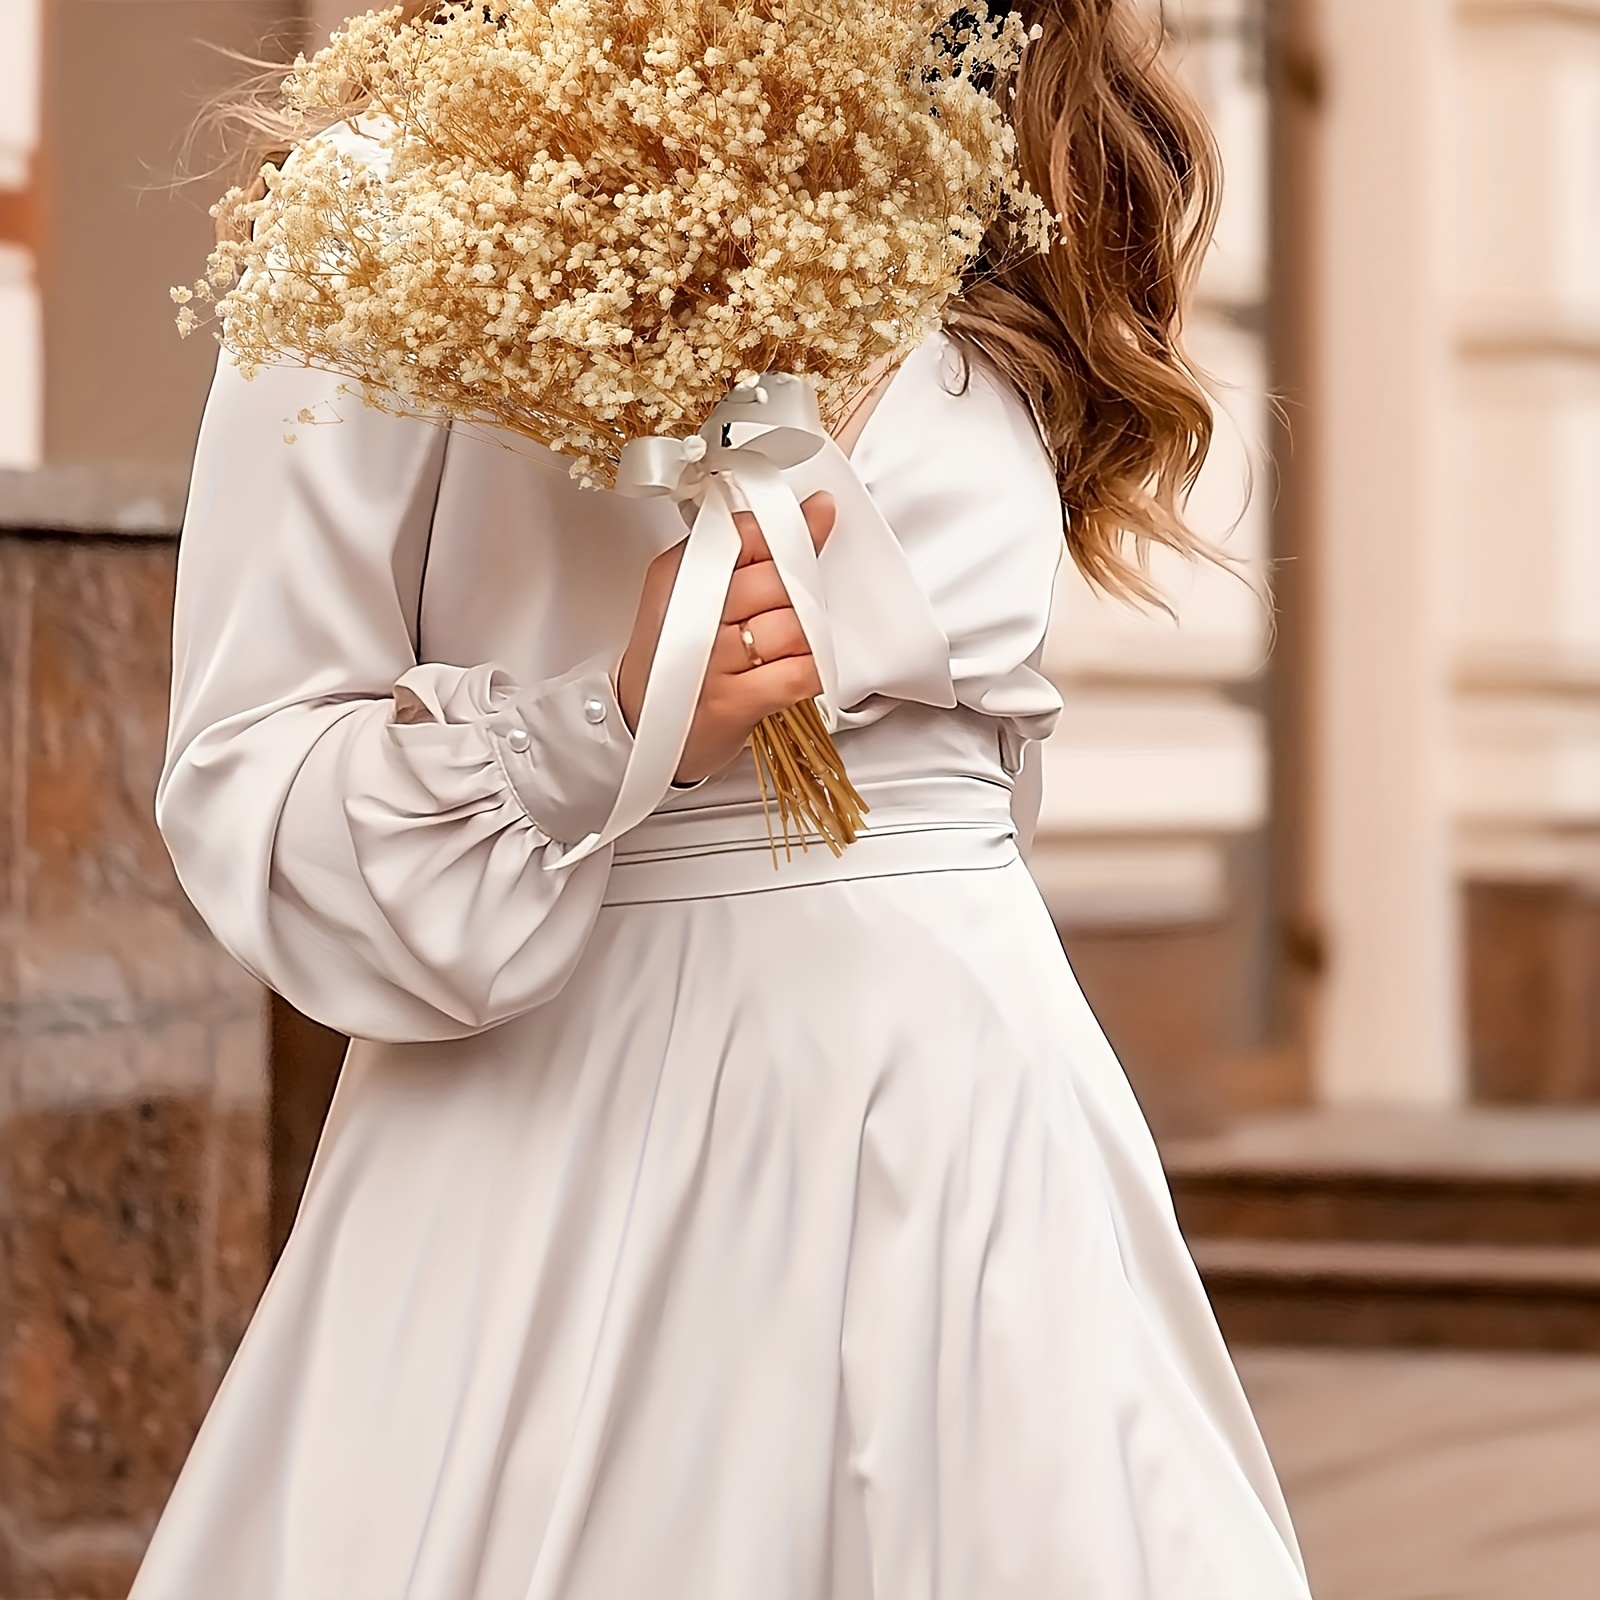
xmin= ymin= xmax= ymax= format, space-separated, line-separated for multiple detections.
xmin=393 ymin=656 xmax=632 ymax=846
xmin=490 ymin=658 xmax=632 ymax=845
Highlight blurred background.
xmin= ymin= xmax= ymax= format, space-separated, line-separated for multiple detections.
xmin=2 ymin=0 xmax=1599 ymax=1595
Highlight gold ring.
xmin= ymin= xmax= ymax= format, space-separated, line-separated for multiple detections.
xmin=740 ymin=625 xmax=764 ymax=668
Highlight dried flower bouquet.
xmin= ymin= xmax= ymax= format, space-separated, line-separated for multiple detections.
xmin=180 ymin=0 xmax=1049 ymax=853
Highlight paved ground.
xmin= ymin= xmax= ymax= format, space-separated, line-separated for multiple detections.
xmin=1238 ymin=1347 xmax=1600 ymax=1600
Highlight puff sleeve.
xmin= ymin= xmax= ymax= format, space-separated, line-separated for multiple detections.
xmin=787 ymin=332 xmax=1065 ymax=746
xmin=157 ymin=357 xmax=629 ymax=1043
xmin=858 ymin=333 xmax=1064 ymax=737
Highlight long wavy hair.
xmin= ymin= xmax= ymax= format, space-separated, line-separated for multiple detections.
xmin=212 ymin=1 xmax=1221 ymax=604
xmin=949 ymin=0 xmax=1222 ymax=603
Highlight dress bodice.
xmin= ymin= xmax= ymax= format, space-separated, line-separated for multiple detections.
xmin=158 ymin=332 xmax=1066 ymax=1041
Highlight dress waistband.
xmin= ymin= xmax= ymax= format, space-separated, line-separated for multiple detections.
xmin=601 ymin=773 xmax=1019 ymax=905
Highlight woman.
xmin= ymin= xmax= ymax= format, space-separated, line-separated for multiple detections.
xmin=134 ymin=1 xmax=1311 ymax=1595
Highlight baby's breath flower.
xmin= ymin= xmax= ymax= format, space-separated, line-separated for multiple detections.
xmin=181 ymin=0 xmax=1049 ymax=484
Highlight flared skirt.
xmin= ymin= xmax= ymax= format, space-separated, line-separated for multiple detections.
xmin=132 ymin=855 xmax=1309 ymax=1600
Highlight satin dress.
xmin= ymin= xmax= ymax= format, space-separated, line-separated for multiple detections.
xmin=131 ymin=333 xmax=1311 ymax=1600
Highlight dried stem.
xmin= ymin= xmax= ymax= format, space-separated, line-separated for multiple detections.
xmin=748 ymin=700 xmax=869 ymax=862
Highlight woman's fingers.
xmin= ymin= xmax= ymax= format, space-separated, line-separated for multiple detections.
xmin=710 ymin=607 xmax=809 ymax=676
xmin=721 ymin=559 xmax=789 ymax=623
xmin=705 ymin=656 xmax=822 ymax=727
xmin=738 ymin=656 xmax=825 ymax=719
xmin=731 ymin=489 xmax=838 ymax=568
xmin=802 ymin=491 xmax=836 ymax=553
xmin=731 ymin=509 xmax=766 ymax=568
xmin=661 ymin=491 xmax=838 ymax=778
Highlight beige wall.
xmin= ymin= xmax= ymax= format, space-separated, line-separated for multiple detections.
xmin=38 ymin=0 xmax=302 ymax=469
xmin=1305 ymin=0 xmax=1600 ymax=1103
xmin=0 ymin=0 xmax=44 ymax=467
xmin=1309 ymin=0 xmax=1462 ymax=1102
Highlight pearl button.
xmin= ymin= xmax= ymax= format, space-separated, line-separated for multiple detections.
xmin=505 ymin=727 xmax=531 ymax=753
xmin=583 ymin=697 xmax=607 ymax=725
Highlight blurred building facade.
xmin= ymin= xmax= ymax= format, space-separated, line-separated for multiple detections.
xmin=1 ymin=9 xmax=298 ymax=1591
xmin=3 ymin=0 xmax=1600 ymax=1591
xmin=1036 ymin=0 xmax=1278 ymax=1128
xmin=1037 ymin=0 xmax=1600 ymax=1122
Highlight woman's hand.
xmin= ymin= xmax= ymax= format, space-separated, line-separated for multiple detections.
xmin=617 ymin=491 xmax=836 ymax=783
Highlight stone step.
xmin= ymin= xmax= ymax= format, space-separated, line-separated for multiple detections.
xmin=1164 ymin=1108 xmax=1600 ymax=1348
xmin=1165 ymin=1107 xmax=1600 ymax=1247
xmin=1190 ymin=1236 xmax=1600 ymax=1352
xmin=1171 ymin=1168 xmax=1600 ymax=1247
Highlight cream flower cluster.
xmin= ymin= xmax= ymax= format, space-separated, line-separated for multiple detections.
xmin=182 ymin=0 xmax=1049 ymax=483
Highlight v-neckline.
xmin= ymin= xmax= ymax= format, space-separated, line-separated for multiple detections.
xmin=838 ymin=341 xmax=925 ymax=462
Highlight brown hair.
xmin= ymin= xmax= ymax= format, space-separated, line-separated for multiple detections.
xmin=948 ymin=0 xmax=1223 ymax=604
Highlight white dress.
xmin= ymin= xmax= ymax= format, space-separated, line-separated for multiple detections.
xmin=132 ymin=333 xmax=1311 ymax=1600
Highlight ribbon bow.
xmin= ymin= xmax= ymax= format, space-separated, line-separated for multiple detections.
xmin=551 ymin=373 xmax=837 ymax=868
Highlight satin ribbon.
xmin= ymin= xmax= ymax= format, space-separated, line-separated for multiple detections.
xmin=549 ymin=374 xmax=834 ymax=869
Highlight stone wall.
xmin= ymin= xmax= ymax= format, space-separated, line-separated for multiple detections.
xmin=0 ymin=524 xmax=268 ymax=1600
